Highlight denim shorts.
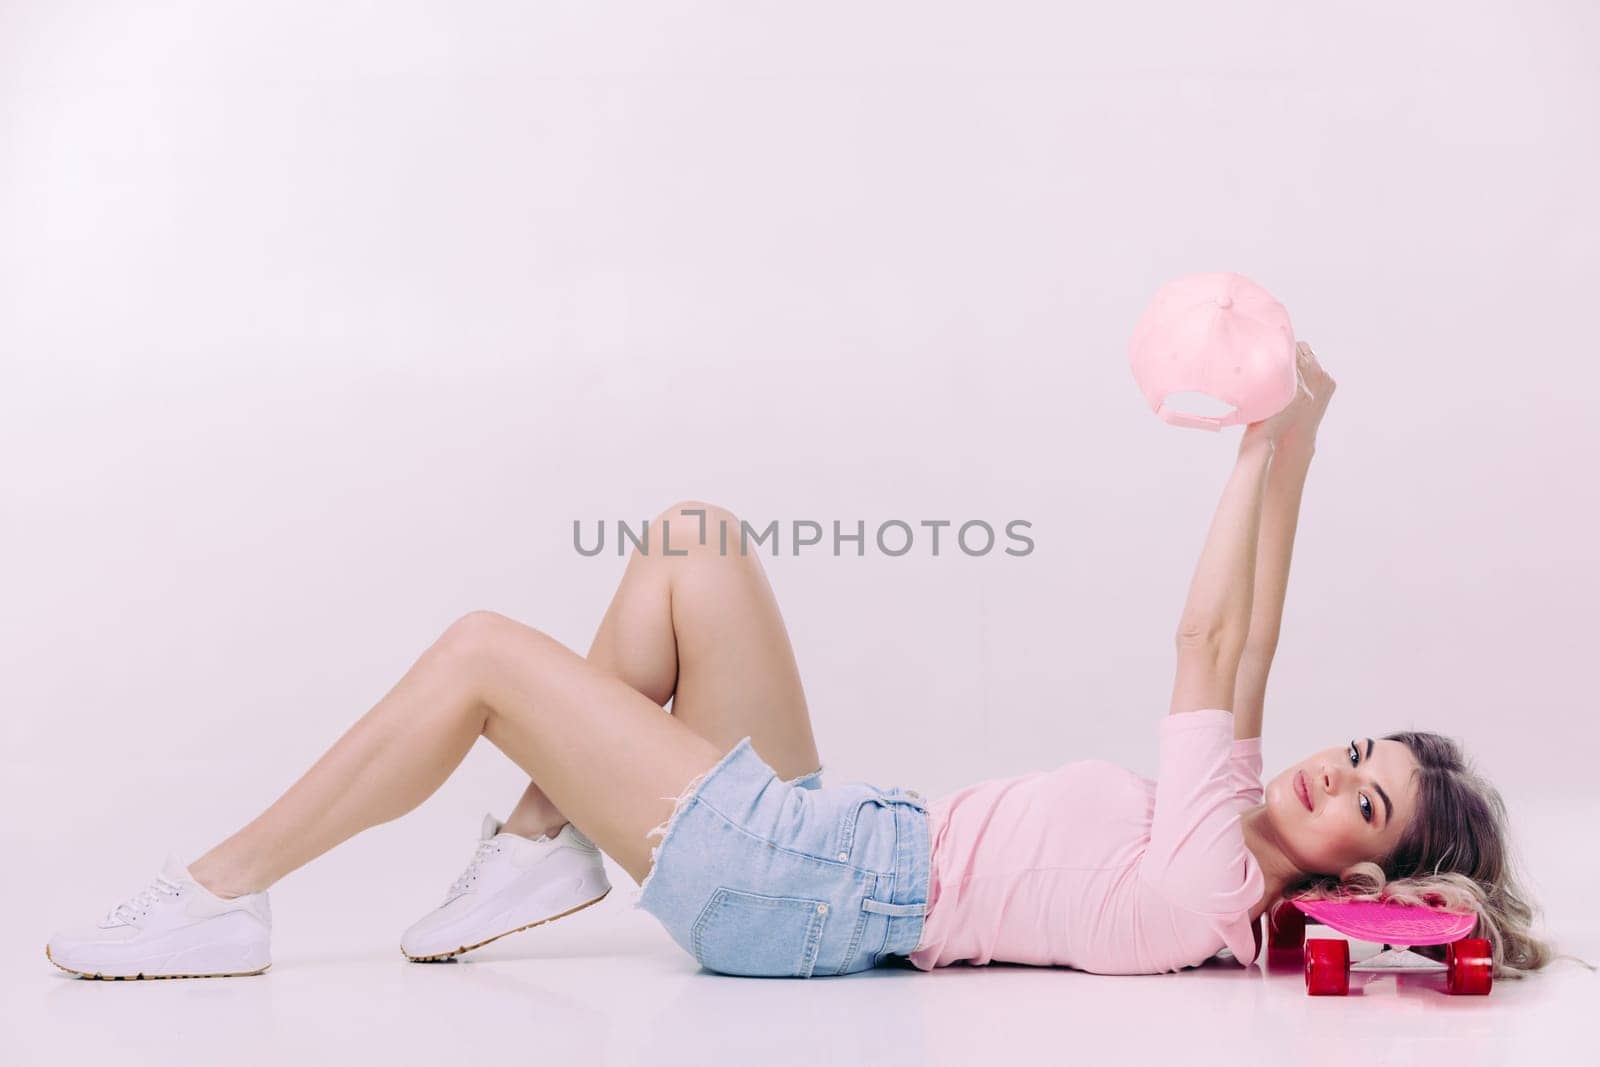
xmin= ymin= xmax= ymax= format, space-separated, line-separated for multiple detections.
xmin=634 ymin=735 xmax=932 ymax=978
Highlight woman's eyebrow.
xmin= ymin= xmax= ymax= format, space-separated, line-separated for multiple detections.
xmin=1369 ymin=739 xmax=1395 ymax=831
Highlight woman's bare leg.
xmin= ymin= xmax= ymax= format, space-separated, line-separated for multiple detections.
xmin=500 ymin=500 xmax=821 ymax=840
xmin=188 ymin=611 xmax=725 ymax=895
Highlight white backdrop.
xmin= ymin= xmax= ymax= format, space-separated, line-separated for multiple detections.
xmin=3 ymin=0 xmax=1597 ymax=973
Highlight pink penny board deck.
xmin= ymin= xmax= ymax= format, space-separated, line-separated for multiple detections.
xmin=1292 ymin=900 xmax=1478 ymax=946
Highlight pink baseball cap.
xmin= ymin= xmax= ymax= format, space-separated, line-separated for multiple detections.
xmin=1128 ymin=271 xmax=1298 ymax=431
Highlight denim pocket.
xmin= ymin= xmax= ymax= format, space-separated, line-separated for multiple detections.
xmin=690 ymin=888 xmax=829 ymax=978
xmin=837 ymin=787 xmax=927 ymax=865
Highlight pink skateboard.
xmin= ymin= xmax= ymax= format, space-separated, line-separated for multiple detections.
xmin=1266 ymin=898 xmax=1493 ymax=996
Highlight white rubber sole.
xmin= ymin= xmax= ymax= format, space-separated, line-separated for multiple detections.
xmin=45 ymin=944 xmax=270 ymax=981
xmin=402 ymin=887 xmax=612 ymax=962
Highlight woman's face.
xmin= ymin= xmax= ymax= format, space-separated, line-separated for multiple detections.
xmin=1263 ymin=738 xmax=1421 ymax=877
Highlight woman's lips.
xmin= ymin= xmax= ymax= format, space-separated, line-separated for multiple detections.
xmin=1294 ymin=770 xmax=1314 ymax=812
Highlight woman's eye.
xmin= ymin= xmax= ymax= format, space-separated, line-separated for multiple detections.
xmin=1359 ymin=794 xmax=1373 ymax=823
xmin=1348 ymin=741 xmax=1360 ymax=766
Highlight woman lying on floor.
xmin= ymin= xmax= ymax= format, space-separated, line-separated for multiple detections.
xmin=46 ymin=343 xmax=1564 ymax=981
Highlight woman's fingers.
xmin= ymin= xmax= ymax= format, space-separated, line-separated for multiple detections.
xmin=1292 ymin=341 xmax=1333 ymax=402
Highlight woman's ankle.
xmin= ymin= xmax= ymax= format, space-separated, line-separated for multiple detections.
xmin=501 ymin=815 xmax=569 ymax=840
xmin=187 ymin=854 xmax=261 ymax=900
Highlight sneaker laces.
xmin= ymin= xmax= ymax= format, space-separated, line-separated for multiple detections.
xmin=446 ymin=838 xmax=503 ymax=900
xmin=106 ymin=875 xmax=184 ymax=926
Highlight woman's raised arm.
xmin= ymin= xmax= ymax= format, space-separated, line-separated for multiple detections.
xmin=1230 ymin=343 xmax=1337 ymax=740
xmin=1229 ymin=443 xmax=1314 ymax=740
xmin=1168 ymin=429 xmax=1276 ymax=718
xmin=1168 ymin=343 xmax=1333 ymax=725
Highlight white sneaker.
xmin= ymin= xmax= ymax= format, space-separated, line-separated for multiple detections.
xmin=401 ymin=814 xmax=612 ymax=961
xmin=46 ymin=856 xmax=272 ymax=980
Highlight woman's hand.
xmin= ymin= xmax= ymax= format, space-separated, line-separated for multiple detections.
xmin=1241 ymin=342 xmax=1336 ymax=452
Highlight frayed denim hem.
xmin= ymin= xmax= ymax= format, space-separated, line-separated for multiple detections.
xmin=632 ymin=736 xmax=753 ymax=907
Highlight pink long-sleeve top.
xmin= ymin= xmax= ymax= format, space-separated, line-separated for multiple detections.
xmin=908 ymin=707 xmax=1265 ymax=974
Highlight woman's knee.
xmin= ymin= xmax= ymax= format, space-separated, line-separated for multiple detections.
xmin=430 ymin=611 xmax=562 ymax=718
xmin=434 ymin=610 xmax=526 ymax=663
xmin=647 ymin=500 xmax=744 ymax=560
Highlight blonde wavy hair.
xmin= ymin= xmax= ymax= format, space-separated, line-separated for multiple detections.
xmin=1277 ymin=731 xmax=1594 ymax=979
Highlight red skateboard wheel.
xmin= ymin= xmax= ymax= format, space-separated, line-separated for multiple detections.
xmin=1305 ymin=938 xmax=1350 ymax=996
xmin=1445 ymin=938 xmax=1493 ymax=996
xmin=1268 ymin=904 xmax=1306 ymax=950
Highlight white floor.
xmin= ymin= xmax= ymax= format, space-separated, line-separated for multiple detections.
xmin=7 ymin=866 xmax=1597 ymax=1067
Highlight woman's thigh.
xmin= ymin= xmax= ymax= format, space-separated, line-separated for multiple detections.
xmin=457 ymin=611 xmax=725 ymax=886
xmin=587 ymin=501 xmax=821 ymax=781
